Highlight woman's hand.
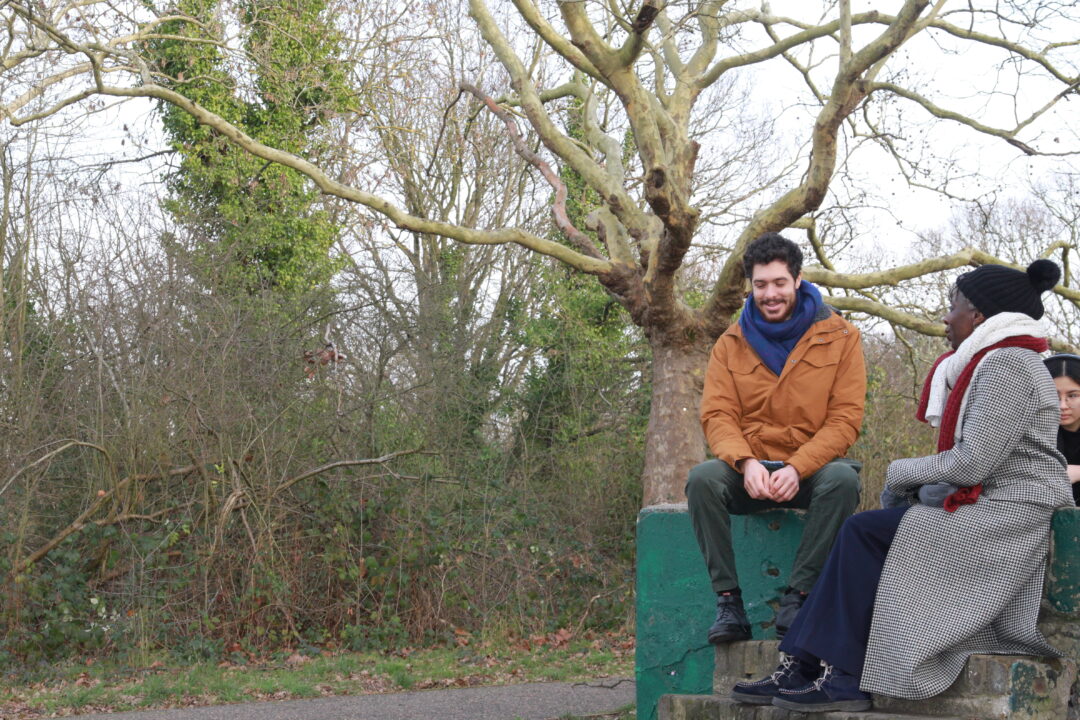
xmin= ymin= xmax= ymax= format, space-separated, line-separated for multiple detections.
xmin=1067 ymin=464 xmax=1080 ymax=484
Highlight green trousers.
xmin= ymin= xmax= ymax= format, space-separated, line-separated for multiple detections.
xmin=685 ymin=459 xmax=861 ymax=594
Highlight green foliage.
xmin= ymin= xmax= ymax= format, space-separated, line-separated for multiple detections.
xmin=341 ymin=615 xmax=408 ymax=653
xmin=1 ymin=88 xmax=644 ymax=666
xmin=1 ymin=535 xmax=117 ymax=663
xmin=148 ymin=0 xmax=351 ymax=293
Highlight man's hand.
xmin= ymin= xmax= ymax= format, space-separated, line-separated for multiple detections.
xmin=742 ymin=459 xmax=772 ymax=500
xmin=768 ymin=464 xmax=801 ymax=503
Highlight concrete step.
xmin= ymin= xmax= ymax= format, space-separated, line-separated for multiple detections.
xmin=658 ymin=694 xmax=968 ymax=720
xmin=711 ymin=641 xmax=1075 ymax=720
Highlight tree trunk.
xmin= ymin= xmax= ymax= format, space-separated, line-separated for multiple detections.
xmin=641 ymin=337 xmax=713 ymax=506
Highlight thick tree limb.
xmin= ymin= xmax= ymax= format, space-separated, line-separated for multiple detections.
xmin=469 ymin=0 xmax=643 ymax=237
xmin=828 ymin=295 xmax=1077 ymax=353
xmin=9 ymin=78 xmax=615 ymax=274
xmin=696 ymin=11 xmax=890 ymax=88
xmin=827 ymin=294 xmax=944 ymax=336
xmin=805 ymin=246 xmax=1080 ymax=304
xmin=702 ymin=0 xmax=932 ymax=331
xmin=618 ymin=0 xmax=660 ymax=66
xmin=508 ymin=0 xmax=604 ymax=83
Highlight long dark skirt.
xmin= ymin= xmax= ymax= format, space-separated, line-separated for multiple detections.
xmin=778 ymin=505 xmax=910 ymax=677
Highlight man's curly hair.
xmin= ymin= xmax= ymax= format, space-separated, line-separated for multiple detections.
xmin=742 ymin=232 xmax=803 ymax=279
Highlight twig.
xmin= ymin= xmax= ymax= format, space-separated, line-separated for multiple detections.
xmin=571 ymin=677 xmax=634 ymax=690
xmin=0 ymin=439 xmax=110 ymax=499
xmin=272 ymin=448 xmax=423 ymax=496
xmin=426 ymin=89 xmax=465 ymax=177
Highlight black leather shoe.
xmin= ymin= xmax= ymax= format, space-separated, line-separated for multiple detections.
xmin=775 ymin=589 xmax=806 ymax=640
xmin=707 ymin=592 xmax=751 ymax=644
xmin=731 ymin=652 xmax=819 ymax=705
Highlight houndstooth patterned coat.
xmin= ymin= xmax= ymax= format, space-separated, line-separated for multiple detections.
xmin=861 ymin=347 xmax=1074 ymax=699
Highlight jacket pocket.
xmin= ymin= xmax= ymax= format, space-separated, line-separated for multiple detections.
xmin=784 ymin=342 xmax=844 ymax=428
xmin=800 ymin=338 xmax=844 ymax=368
xmin=727 ymin=352 xmax=763 ymax=376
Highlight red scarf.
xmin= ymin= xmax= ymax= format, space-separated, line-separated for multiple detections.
xmin=916 ymin=336 xmax=1048 ymax=511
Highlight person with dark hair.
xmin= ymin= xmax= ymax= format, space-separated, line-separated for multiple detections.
xmin=687 ymin=232 xmax=866 ymax=644
xmin=742 ymin=231 xmax=804 ymax=279
xmin=1043 ymin=353 xmax=1080 ymax=505
xmin=733 ymin=259 xmax=1072 ymax=712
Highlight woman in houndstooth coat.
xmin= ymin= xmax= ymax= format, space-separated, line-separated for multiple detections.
xmin=731 ymin=259 xmax=1074 ymax=713
xmin=862 ymin=343 xmax=1073 ymax=698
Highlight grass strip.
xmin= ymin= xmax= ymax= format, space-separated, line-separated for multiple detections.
xmin=1 ymin=634 xmax=634 ymax=718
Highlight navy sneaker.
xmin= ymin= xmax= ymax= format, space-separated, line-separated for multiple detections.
xmin=707 ymin=592 xmax=751 ymax=644
xmin=731 ymin=652 xmax=819 ymax=705
xmin=774 ymin=588 xmax=807 ymax=640
xmin=773 ymin=663 xmax=872 ymax=712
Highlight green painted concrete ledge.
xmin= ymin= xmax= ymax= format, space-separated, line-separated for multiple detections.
xmin=1048 ymin=506 xmax=1080 ymax=615
xmin=635 ymin=503 xmax=806 ymax=720
xmin=637 ymin=504 xmax=1080 ymax=720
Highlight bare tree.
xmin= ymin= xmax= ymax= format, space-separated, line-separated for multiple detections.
xmin=2 ymin=0 xmax=1079 ymax=504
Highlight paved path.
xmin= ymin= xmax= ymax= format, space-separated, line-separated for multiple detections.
xmin=61 ymin=678 xmax=635 ymax=720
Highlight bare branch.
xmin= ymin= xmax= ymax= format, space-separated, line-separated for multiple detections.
xmin=871 ymin=81 xmax=1080 ymax=157
xmin=273 ymin=448 xmax=424 ymax=496
xmin=805 ymin=246 xmax=1080 ymax=306
xmin=11 ymin=461 xmax=201 ymax=575
xmin=462 ymin=82 xmax=605 ymax=260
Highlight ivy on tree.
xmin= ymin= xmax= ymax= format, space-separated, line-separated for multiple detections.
xmin=149 ymin=0 xmax=351 ymax=294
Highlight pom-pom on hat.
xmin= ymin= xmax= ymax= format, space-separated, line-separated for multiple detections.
xmin=956 ymin=259 xmax=1060 ymax=320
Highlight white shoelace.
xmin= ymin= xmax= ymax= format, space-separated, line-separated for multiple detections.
xmin=770 ymin=652 xmax=796 ymax=682
xmin=812 ymin=662 xmax=833 ymax=690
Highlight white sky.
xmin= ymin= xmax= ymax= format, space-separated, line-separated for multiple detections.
xmin=729 ymin=1 xmax=1080 ymax=268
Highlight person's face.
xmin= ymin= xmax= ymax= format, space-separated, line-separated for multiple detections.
xmin=943 ymin=291 xmax=984 ymax=351
xmin=1055 ymin=375 xmax=1080 ymax=432
xmin=750 ymin=260 xmax=800 ymax=323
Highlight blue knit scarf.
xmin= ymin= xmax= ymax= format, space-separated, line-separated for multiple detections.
xmin=738 ymin=280 xmax=823 ymax=377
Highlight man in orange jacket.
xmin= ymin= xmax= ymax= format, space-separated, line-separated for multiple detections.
xmin=687 ymin=232 xmax=866 ymax=644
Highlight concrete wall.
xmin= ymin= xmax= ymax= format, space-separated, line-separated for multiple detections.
xmin=636 ymin=505 xmax=1080 ymax=720
xmin=635 ymin=504 xmax=806 ymax=720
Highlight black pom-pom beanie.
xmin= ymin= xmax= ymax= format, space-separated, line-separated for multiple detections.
xmin=956 ymin=259 xmax=1060 ymax=320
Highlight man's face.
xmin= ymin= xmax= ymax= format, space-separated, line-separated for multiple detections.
xmin=750 ymin=259 xmax=801 ymax=323
xmin=943 ymin=291 xmax=983 ymax=350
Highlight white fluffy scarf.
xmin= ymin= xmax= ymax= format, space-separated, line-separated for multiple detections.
xmin=923 ymin=311 xmax=1045 ymax=430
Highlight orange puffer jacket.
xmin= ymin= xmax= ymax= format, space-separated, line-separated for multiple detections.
xmin=700 ymin=307 xmax=866 ymax=479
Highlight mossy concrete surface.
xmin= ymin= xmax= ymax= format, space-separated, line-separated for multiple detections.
xmin=665 ymin=651 xmax=1075 ymax=720
xmin=636 ymin=505 xmax=806 ymax=720
xmin=712 ymin=641 xmax=1075 ymax=720
xmin=657 ymin=694 xmax=969 ymax=719
xmin=872 ymin=653 xmax=1075 ymax=720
